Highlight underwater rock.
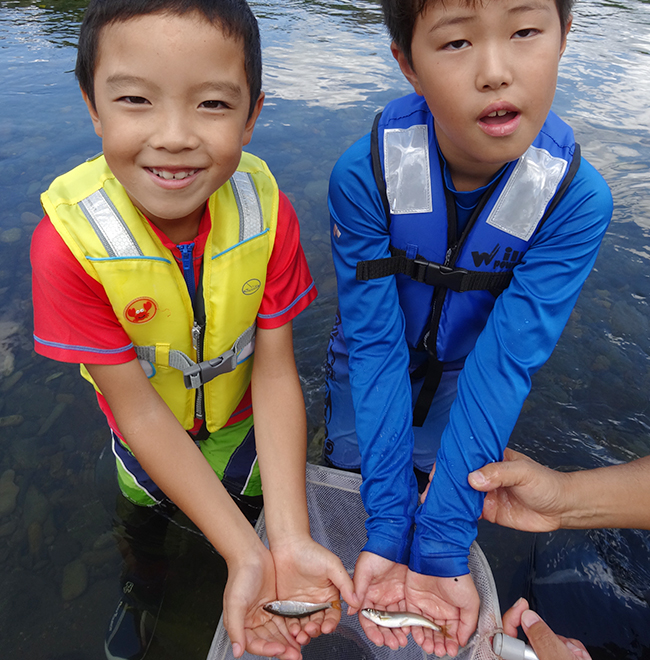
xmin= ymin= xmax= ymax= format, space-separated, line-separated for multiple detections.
xmin=37 ymin=401 xmax=68 ymax=436
xmin=93 ymin=531 xmax=115 ymax=551
xmin=27 ymin=521 xmax=43 ymax=557
xmin=590 ymin=354 xmax=611 ymax=372
xmin=49 ymin=534 xmax=82 ymax=567
xmin=0 ymin=470 xmax=19 ymax=518
xmin=82 ymin=545 xmax=120 ymax=568
xmin=20 ymin=212 xmax=41 ymax=226
xmin=0 ymin=415 xmax=24 ymax=427
xmin=0 ymin=520 xmax=17 ymax=538
xmin=610 ymin=300 xmax=649 ymax=342
xmin=22 ymin=485 xmax=50 ymax=527
xmin=0 ymin=321 xmax=20 ymax=378
xmin=0 ymin=370 xmax=22 ymax=393
xmin=0 ymin=228 xmax=22 ymax=244
xmin=61 ymin=559 xmax=88 ymax=601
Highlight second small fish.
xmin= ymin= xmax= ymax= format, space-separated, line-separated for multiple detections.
xmin=361 ymin=608 xmax=449 ymax=637
xmin=263 ymin=599 xmax=342 ymax=618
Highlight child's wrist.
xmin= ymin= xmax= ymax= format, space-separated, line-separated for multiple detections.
xmin=224 ymin=534 xmax=270 ymax=571
xmin=267 ymin=528 xmax=313 ymax=553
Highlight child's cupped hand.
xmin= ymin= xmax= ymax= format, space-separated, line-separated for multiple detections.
xmin=270 ymin=534 xmax=357 ymax=645
xmin=223 ymin=543 xmax=303 ymax=660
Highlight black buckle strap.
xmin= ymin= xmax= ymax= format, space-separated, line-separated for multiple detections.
xmin=358 ymin=254 xmax=512 ymax=293
xmin=412 ymin=259 xmax=469 ymax=291
xmin=183 ymin=350 xmax=237 ymax=389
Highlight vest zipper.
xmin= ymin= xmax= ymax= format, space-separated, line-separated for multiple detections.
xmin=192 ymin=320 xmax=205 ymax=420
xmin=177 ymin=242 xmax=197 ymax=303
xmin=178 ymin=241 xmax=205 ymax=421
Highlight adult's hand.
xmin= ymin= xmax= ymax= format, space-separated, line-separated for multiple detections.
xmin=223 ymin=546 xmax=302 ymax=660
xmin=468 ymin=448 xmax=567 ymax=531
xmin=405 ymin=570 xmax=479 ymax=657
xmin=351 ymin=551 xmax=410 ymax=650
xmin=271 ymin=535 xmax=356 ymax=644
xmin=502 ymin=598 xmax=591 ymax=660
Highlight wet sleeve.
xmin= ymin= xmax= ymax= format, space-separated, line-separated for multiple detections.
xmin=31 ymin=216 xmax=137 ymax=364
xmin=329 ymin=134 xmax=419 ymax=564
xmin=410 ymin=159 xmax=613 ymax=577
xmin=256 ymin=191 xmax=317 ymax=329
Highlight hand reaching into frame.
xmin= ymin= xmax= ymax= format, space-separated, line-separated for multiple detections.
xmin=502 ymin=597 xmax=592 ymax=660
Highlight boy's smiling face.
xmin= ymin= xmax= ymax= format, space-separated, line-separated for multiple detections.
xmin=83 ymin=11 xmax=263 ymax=241
xmin=394 ymin=0 xmax=569 ymax=191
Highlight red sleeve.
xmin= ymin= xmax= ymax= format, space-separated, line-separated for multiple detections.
xmin=31 ymin=216 xmax=137 ymax=364
xmin=256 ymin=191 xmax=317 ymax=329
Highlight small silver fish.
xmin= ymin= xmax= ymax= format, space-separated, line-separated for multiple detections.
xmin=361 ymin=608 xmax=449 ymax=637
xmin=263 ymin=599 xmax=342 ymax=618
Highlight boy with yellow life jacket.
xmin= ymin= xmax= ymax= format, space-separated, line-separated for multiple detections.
xmin=31 ymin=1 xmax=354 ymax=659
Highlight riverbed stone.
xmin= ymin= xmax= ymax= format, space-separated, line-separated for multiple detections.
xmin=0 ymin=370 xmax=22 ymax=392
xmin=20 ymin=211 xmax=41 ymax=226
xmin=22 ymin=485 xmax=50 ymax=527
xmin=0 ymin=470 xmax=19 ymax=518
xmin=50 ymin=533 xmax=82 ymax=567
xmin=27 ymin=521 xmax=43 ymax=557
xmin=37 ymin=401 xmax=68 ymax=436
xmin=0 ymin=415 xmax=24 ymax=428
xmin=61 ymin=559 xmax=88 ymax=601
xmin=0 ymin=228 xmax=22 ymax=244
xmin=0 ymin=520 xmax=17 ymax=538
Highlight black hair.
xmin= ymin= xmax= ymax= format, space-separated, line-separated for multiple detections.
xmin=382 ymin=0 xmax=575 ymax=66
xmin=76 ymin=0 xmax=262 ymax=117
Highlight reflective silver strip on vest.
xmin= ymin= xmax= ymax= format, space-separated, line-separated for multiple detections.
xmin=78 ymin=189 xmax=143 ymax=258
xmin=134 ymin=322 xmax=256 ymax=389
xmin=383 ymin=125 xmax=433 ymax=215
xmin=487 ymin=145 xmax=568 ymax=241
xmin=231 ymin=171 xmax=263 ymax=242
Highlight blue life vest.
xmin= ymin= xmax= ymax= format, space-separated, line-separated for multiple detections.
xmin=357 ymin=93 xmax=580 ymax=424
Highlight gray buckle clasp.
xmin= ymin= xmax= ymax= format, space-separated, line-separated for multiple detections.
xmin=183 ymin=350 xmax=237 ymax=389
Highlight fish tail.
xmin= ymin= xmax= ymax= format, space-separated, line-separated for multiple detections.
xmin=440 ymin=624 xmax=452 ymax=640
xmin=331 ymin=599 xmax=342 ymax=610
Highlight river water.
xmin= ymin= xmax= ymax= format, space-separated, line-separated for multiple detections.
xmin=0 ymin=0 xmax=649 ymax=658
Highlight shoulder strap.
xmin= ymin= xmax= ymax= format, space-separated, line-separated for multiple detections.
xmin=370 ymin=112 xmax=392 ymax=229
xmin=536 ymin=143 xmax=581 ymax=234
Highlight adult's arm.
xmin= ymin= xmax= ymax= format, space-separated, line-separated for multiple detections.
xmin=470 ymin=448 xmax=650 ymax=531
xmin=412 ymin=159 xmax=613 ymax=577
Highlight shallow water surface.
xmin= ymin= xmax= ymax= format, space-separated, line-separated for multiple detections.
xmin=0 ymin=0 xmax=649 ymax=658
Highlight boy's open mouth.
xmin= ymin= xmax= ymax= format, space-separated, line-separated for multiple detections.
xmin=480 ymin=109 xmax=519 ymax=126
xmin=149 ymin=167 xmax=199 ymax=181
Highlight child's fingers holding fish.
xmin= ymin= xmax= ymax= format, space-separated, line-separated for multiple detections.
xmin=262 ymin=599 xmax=342 ymax=643
xmin=359 ymin=602 xmax=410 ymax=650
xmin=244 ymin=616 xmax=304 ymax=660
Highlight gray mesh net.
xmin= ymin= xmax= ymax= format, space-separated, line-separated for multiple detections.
xmin=208 ymin=463 xmax=503 ymax=660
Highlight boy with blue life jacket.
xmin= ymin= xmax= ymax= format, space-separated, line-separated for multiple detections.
xmin=30 ymin=1 xmax=354 ymax=659
xmin=324 ymin=0 xmax=612 ymax=654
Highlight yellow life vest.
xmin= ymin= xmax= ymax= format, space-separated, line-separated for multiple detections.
xmin=42 ymin=152 xmax=278 ymax=432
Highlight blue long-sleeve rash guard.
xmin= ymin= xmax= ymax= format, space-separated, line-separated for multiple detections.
xmin=329 ymin=130 xmax=613 ymax=577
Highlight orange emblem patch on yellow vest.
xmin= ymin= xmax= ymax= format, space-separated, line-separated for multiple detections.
xmin=125 ymin=297 xmax=157 ymax=324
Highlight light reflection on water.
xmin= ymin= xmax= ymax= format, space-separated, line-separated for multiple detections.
xmin=0 ymin=0 xmax=649 ymax=658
